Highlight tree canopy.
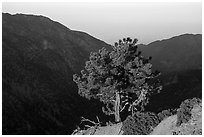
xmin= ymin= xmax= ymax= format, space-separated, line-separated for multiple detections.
xmin=73 ymin=37 xmax=162 ymax=122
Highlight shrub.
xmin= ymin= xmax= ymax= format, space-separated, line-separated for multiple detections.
xmin=122 ymin=112 xmax=160 ymax=135
xmin=176 ymin=98 xmax=201 ymax=126
xmin=172 ymin=102 xmax=202 ymax=135
xmin=157 ymin=108 xmax=177 ymax=121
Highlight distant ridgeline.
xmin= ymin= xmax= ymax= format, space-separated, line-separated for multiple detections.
xmin=2 ymin=13 xmax=201 ymax=134
xmin=138 ymin=34 xmax=202 ymax=112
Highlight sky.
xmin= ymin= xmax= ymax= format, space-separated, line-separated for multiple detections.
xmin=2 ymin=2 xmax=202 ymax=44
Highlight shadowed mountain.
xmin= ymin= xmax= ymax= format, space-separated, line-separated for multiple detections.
xmin=138 ymin=34 xmax=202 ymax=73
xmin=138 ymin=34 xmax=202 ymax=112
xmin=2 ymin=13 xmax=111 ymax=72
xmin=2 ymin=13 xmax=111 ymax=135
xmin=2 ymin=13 xmax=202 ymax=135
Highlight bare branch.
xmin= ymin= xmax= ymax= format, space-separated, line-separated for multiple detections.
xmin=102 ymin=106 xmax=114 ymax=115
xmin=96 ymin=93 xmax=103 ymax=96
xmin=71 ymin=126 xmax=81 ymax=135
xmin=121 ymin=99 xmax=129 ymax=103
xmin=81 ymin=117 xmax=97 ymax=125
xmin=110 ymin=99 xmax=116 ymax=103
xmin=120 ymin=102 xmax=129 ymax=112
xmin=85 ymin=125 xmax=92 ymax=128
xmin=96 ymin=116 xmax=100 ymax=124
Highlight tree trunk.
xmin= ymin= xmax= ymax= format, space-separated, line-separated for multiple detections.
xmin=114 ymin=92 xmax=121 ymax=122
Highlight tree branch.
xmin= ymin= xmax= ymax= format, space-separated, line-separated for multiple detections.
xmin=80 ymin=117 xmax=97 ymax=125
xmin=120 ymin=102 xmax=129 ymax=112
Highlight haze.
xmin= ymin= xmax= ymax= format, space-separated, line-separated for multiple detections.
xmin=2 ymin=2 xmax=202 ymax=44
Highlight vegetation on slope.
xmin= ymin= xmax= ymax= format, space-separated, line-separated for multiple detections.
xmin=122 ymin=112 xmax=160 ymax=135
xmin=173 ymin=102 xmax=202 ymax=135
xmin=151 ymin=98 xmax=202 ymax=135
xmin=176 ymin=98 xmax=201 ymax=126
xmin=2 ymin=13 xmax=111 ymax=135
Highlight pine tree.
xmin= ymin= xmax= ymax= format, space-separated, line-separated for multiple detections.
xmin=73 ymin=38 xmax=162 ymax=122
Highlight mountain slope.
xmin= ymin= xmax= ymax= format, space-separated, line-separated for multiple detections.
xmin=138 ymin=34 xmax=202 ymax=112
xmin=2 ymin=13 xmax=111 ymax=135
xmin=2 ymin=13 xmax=111 ymax=72
xmin=151 ymin=103 xmax=202 ymax=135
xmin=138 ymin=34 xmax=202 ymax=73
